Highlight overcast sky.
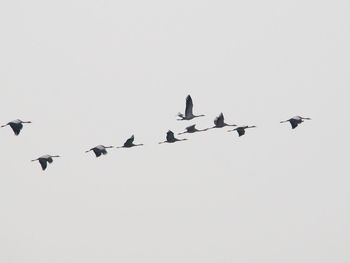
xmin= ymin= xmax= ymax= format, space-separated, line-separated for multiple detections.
xmin=1 ymin=0 xmax=349 ymax=262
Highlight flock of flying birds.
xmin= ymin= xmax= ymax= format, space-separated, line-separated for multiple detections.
xmin=2 ymin=95 xmax=311 ymax=171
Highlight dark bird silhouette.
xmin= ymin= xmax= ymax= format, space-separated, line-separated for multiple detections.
xmin=159 ymin=130 xmax=187 ymax=144
xmin=280 ymin=116 xmax=311 ymax=129
xmin=208 ymin=113 xmax=236 ymax=129
xmin=177 ymin=95 xmax=205 ymax=120
xmin=31 ymin=154 xmax=60 ymax=171
xmin=116 ymin=135 xmax=143 ymax=148
xmin=178 ymin=124 xmax=208 ymax=135
xmin=228 ymin=125 xmax=257 ymax=136
xmin=1 ymin=119 xmax=32 ymax=135
xmin=85 ymin=145 xmax=113 ymax=157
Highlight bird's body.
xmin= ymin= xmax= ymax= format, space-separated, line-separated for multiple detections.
xmin=209 ymin=113 xmax=236 ymax=129
xmin=1 ymin=119 xmax=32 ymax=135
xmin=177 ymin=95 xmax=204 ymax=120
xmin=31 ymin=154 xmax=60 ymax=171
xmin=280 ymin=116 xmax=311 ymax=129
xmin=86 ymin=145 xmax=113 ymax=157
xmin=178 ymin=124 xmax=208 ymax=135
xmin=116 ymin=135 xmax=143 ymax=148
xmin=228 ymin=125 xmax=256 ymax=136
xmin=159 ymin=130 xmax=187 ymax=144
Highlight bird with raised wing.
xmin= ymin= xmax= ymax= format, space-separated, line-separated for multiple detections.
xmin=1 ymin=119 xmax=32 ymax=135
xmin=177 ymin=95 xmax=205 ymax=120
xmin=208 ymin=113 xmax=236 ymax=129
xmin=280 ymin=116 xmax=311 ymax=129
xmin=159 ymin=130 xmax=187 ymax=144
xmin=178 ymin=124 xmax=208 ymax=135
xmin=85 ymin=145 xmax=114 ymax=157
xmin=31 ymin=154 xmax=60 ymax=171
xmin=116 ymin=135 xmax=143 ymax=148
xmin=228 ymin=125 xmax=257 ymax=137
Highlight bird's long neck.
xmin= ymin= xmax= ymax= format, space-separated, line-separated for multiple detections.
xmin=31 ymin=158 xmax=38 ymax=162
xmin=51 ymin=155 xmax=60 ymax=158
xmin=1 ymin=124 xmax=8 ymax=127
xmin=105 ymin=146 xmax=114 ymax=149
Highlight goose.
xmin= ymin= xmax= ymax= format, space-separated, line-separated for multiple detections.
xmin=178 ymin=124 xmax=208 ymax=135
xmin=116 ymin=135 xmax=143 ymax=148
xmin=159 ymin=130 xmax=187 ymax=144
xmin=1 ymin=119 xmax=32 ymax=135
xmin=177 ymin=95 xmax=205 ymax=120
xmin=227 ymin=126 xmax=256 ymax=136
xmin=85 ymin=145 xmax=113 ymax=157
xmin=31 ymin=154 xmax=60 ymax=171
xmin=280 ymin=116 xmax=311 ymax=129
xmin=208 ymin=113 xmax=236 ymax=129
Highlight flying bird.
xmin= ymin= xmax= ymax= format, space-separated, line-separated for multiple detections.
xmin=228 ymin=125 xmax=256 ymax=136
xmin=208 ymin=113 xmax=236 ymax=129
xmin=31 ymin=154 xmax=60 ymax=171
xmin=159 ymin=130 xmax=188 ymax=144
xmin=1 ymin=119 xmax=32 ymax=135
xmin=116 ymin=135 xmax=143 ymax=148
xmin=177 ymin=95 xmax=205 ymax=120
xmin=280 ymin=116 xmax=311 ymax=129
xmin=178 ymin=124 xmax=208 ymax=135
xmin=85 ymin=145 xmax=113 ymax=157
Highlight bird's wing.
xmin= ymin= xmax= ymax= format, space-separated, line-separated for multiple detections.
xmin=186 ymin=124 xmax=196 ymax=131
xmin=185 ymin=95 xmax=193 ymax=117
xmin=237 ymin=129 xmax=245 ymax=136
xmin=10 ymin=123 xmax=23 ymax=135
xmin=290 ymin=120 xmax=299 ymax=129
xmin=125 ymin=135 xmax=134 ymax=146
xmin=93 ymin=148 xmax=102 ymax=157
xmin=214 ymin=113 xmax=224 ymax=126
xmin=166 ymin=130 xmax=175 ymax=141
xmin=101 ymin=148 xmax=108 ymax=155
xmin=39 ymin=159 xmax=47 ymax=170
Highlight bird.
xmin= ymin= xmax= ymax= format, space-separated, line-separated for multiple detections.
xmin=178 ymin=124 xmax=208 ymax=135
xmin=227 ymin=125 xmax=257 ymax=136
xmin=85 ymin=145 xmax=114 ymax=157
xmin=280 ymin=116 xmax=311 ymax=129
xmin=31 ymin=154 xmax=60 ymax=171
xmin=208 ymin=113 xmax=236 ymax=129
xmin=159 ymin=130 xmax=188 ymax=144
xmin=1 ymin=119 xmax=32 ymax=135
xmin=177 ymin=95 xmax=205 ymax=120
xmin=116 ymin=135 xmax=143 ymax=148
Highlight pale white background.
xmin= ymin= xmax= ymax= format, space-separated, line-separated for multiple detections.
xmin=0 ymin=0 xmax=349 ymax=262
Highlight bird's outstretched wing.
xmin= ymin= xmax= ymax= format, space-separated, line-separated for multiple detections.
xmin=166 ymin=130 xmax=175 ymax=142
xmin=10 ymin=123 xmax=23 ymax=135
xmin=237 ymin=128 xmax=245 ymax=136
xmin=185 ymin=95 xmax=193 ymax=117
xmin=186 ymin=124 xmax=196 ymax=131
xmin=214 ymin=113 xmax=224 ymax=126
xmin=93 ymin=148 xmax=102 ymax=157
xmin=39 ymin=159 xmax=47 ymax=170
xmin=124 ymin=135 xmax=134 ymax=146
xmin=290 ymin=119 xmax=299 ymax=129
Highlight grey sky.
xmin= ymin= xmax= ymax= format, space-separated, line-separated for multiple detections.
xmin=1 ymin=0 xmax=349 ymax=262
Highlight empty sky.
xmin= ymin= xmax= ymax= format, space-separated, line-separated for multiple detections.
xmin=1 ymin=0 xmax=349 ymax=262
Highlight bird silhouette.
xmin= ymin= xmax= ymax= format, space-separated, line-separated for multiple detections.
xmin=1 ymin=119 xmax=32 ymax=135
xmin=31 ymin=154 xmax=60 ymax=171
xmin=159 ymin=130 xmax=188 ymax=144
xmin=85 ymin=145 xmax=113 ymax=157
xmin=178 ymin=124 xmax=208 ymax=135
xmin=116 ymin=135 xmax=143 ymax=148
xmin=207 ymin=113 xmax=236 ymax=129
xmin=280 ymin=116 xmax=311 ymax=129
xmin=177 ymin=95 xmax=205 ymax=120
xmin=227 ymin=125 xmax=257 ymax=136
